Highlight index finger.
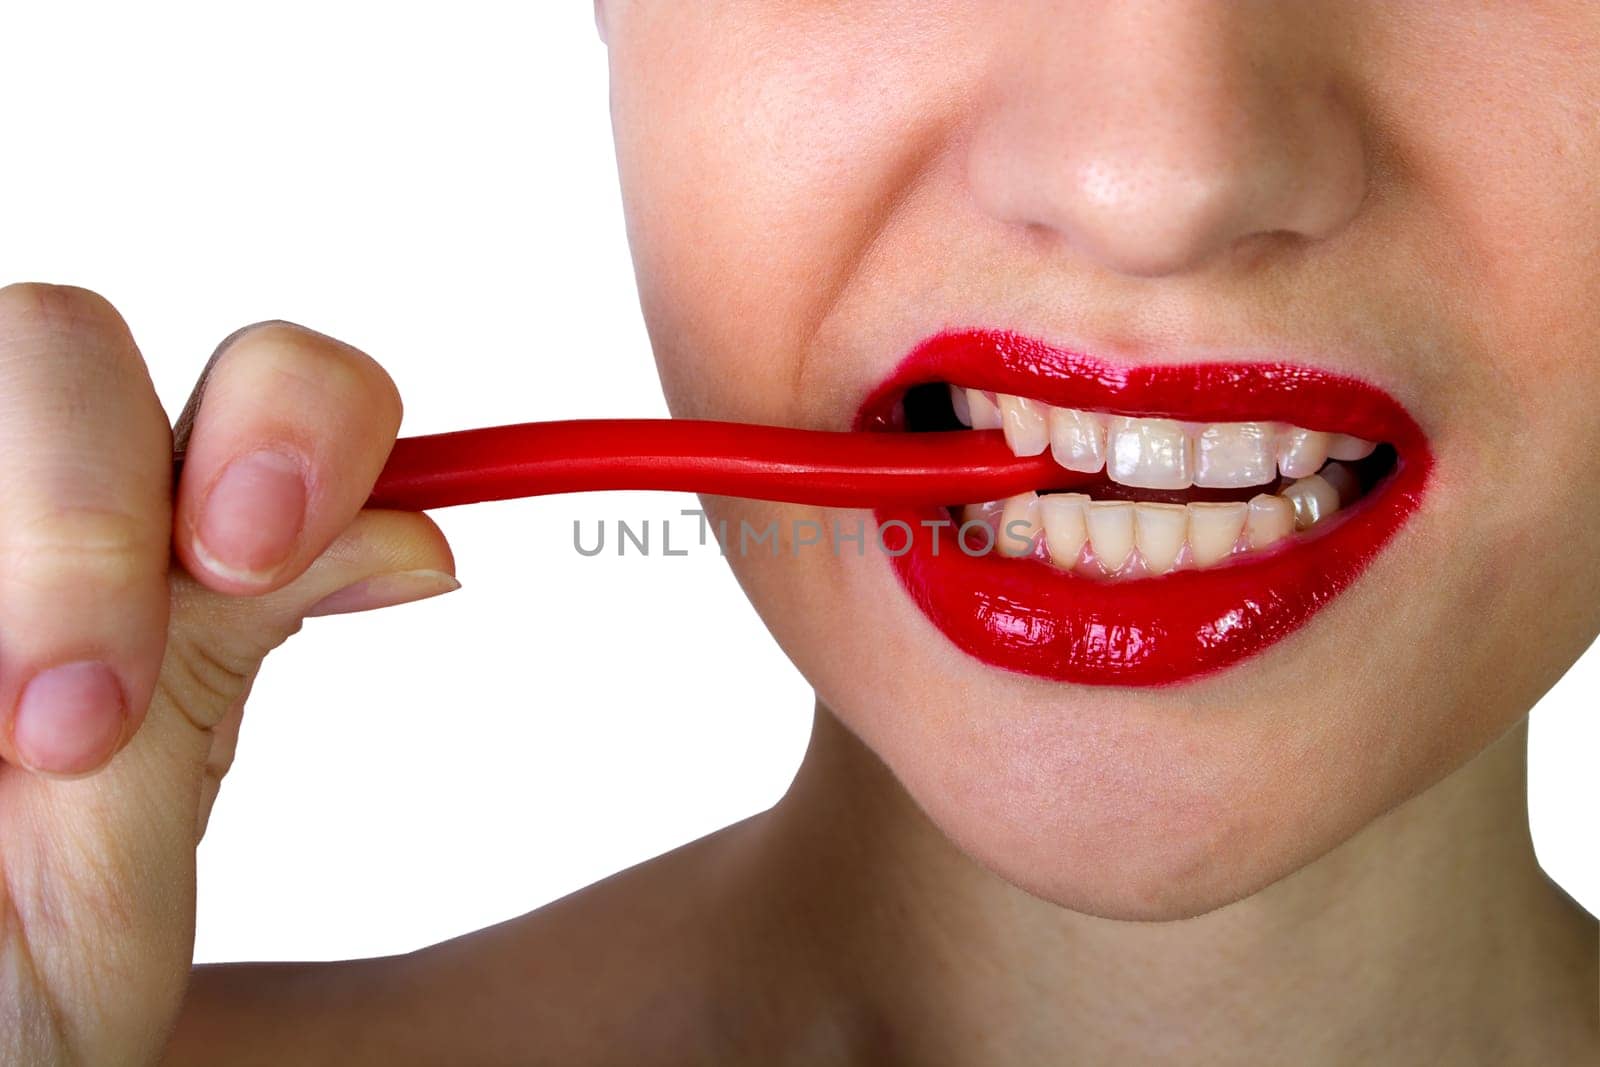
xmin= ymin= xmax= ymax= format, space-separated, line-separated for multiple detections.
xmin=171 ymin=321 xmax=403 ymax=595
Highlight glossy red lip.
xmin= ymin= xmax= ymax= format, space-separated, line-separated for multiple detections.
xmin=856 ymin=329 xmax=1433 ymax=686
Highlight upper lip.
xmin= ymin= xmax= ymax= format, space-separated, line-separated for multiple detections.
xmin=856 ymin=329 xmax=1421 ymax=445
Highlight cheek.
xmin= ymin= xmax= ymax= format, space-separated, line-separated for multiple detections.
xmin=606 ymin=8 xmax=983 ymax=421
xmin=1343 ymin=10 xmax=1600 ymax=720
xmin=1365 ymin=10 xmax=1600 ymax=474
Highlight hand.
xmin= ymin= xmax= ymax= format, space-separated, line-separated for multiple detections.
xmin=0 ymin=284 xmax=458 ymax=1065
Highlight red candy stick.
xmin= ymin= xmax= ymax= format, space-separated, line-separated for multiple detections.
xmin=350 ymin=419 xmax=1086 ymax=510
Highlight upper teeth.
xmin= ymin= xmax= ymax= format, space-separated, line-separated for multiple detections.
xmin=1106 ymin=416 xmax=1192 ymax=490
xmin=959 ymin=385 xmax=1375 ymax=488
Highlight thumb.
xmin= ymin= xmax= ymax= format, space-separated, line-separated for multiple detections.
xmin=158 ymin=507 xmax=458 ymax=829
xmin=162 ymin=506 xmax=458 ymax=840
xmin=168 ymin=506 xmax=459 ymax=707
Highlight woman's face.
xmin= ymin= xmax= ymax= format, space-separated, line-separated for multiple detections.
xmin=600 ymin=1 xmax=1600 ymax=919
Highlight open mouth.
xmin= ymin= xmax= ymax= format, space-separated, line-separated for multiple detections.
xmin=856 ymin=330 xmax=1432 ymax=686
xmin=914 ymin=383 xmax=1396 ymax=577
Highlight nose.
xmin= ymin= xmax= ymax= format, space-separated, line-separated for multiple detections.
xmin=966 ymin=1 xmax=1368 ymax=278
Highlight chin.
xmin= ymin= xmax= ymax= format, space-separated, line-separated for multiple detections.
xmin=857 ymin=698 xmax=1338 ymax=922
xmin=923 ymin=769 xmax=1313 ymax=923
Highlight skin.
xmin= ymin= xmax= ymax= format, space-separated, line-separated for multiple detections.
xmin=0 ymin=2 xmax=1594 ymax=1064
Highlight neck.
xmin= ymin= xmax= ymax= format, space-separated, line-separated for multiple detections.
xmin=749 ymin=705 xmax=1597 ymax=1066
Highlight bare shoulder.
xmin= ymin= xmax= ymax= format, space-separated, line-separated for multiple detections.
xmin=168 ymin=811 xmax=859 ymax=1066
xmin=402 ymin=814 xmax=771 ymax=1064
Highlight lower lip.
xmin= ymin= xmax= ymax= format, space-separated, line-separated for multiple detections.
xmin=858 ymin=330 xmax=1433 ymax=687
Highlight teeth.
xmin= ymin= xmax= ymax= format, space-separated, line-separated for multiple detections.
xmin=1193 ymin=422 xmax=1276 ymax=488
xmin=949 ymin=383 xmax=972 ymax=427
xmin=1039 ymin=493 xmax=1089 ymax=568
xmin=940 ymin=387 xmax=1382 ymax=493
xmin=967 ymin=389 xmax=1003 ymax=430
xmin=998 ymin=394 xmax=1050 ymax=456
xmin=1326 ymin=434 xmax=1376 ymax=462
xmin=1246 ymin=494 xmax=1295 ymax=550
xmin=1085 ymin=500 xmax=1136 ymax=574
xmin=1319 ymin=462 xmax=1361 ymax=505
xmin=958 ymin=500 xmax=996 ymax=531
xmin=1277 ymin=428 xmax=1331 ymax=479
xmin=1187 ymin=501 xmax=1248 ymax=567
xmin=1047 ymin=407 xmax=1107 ymax=473
xmin=1106 ymin=417 xmax=1193 ymax=490
xmin=1281 ymin=475 xmax=1340 ymax=530
xmin=997 ymin=492 xmax=1041 ymax=557
xmin=977 ymin=476 xmax=1344 ymax=576
xmin=1134 ymin=502 xmax=1187 ymax=575
xmin=942 ymin=386 xmax=1386 ymax=577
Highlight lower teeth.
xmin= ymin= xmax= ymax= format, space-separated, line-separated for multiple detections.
xmin=957 ymin=462 xmax=1364 ymax=578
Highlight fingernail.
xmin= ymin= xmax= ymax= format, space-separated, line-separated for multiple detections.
xmin=194 ymin=449 xmax=308 ymax=582
xmin=12 ymin=661 xmax=127 ymax=775
xmin=306 ymin=569 xmax=462 ymax=617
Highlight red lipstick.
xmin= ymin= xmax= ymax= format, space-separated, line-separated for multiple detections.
xmin=858 ymin=329 xmax=1433 ymax=687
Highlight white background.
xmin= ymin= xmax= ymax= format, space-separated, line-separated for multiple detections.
xmin=0 ymin=2 xmax=1591 ymax=965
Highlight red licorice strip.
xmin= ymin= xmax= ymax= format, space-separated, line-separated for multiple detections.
xmin=350 ymin=419 xmax=1087 ymax=510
